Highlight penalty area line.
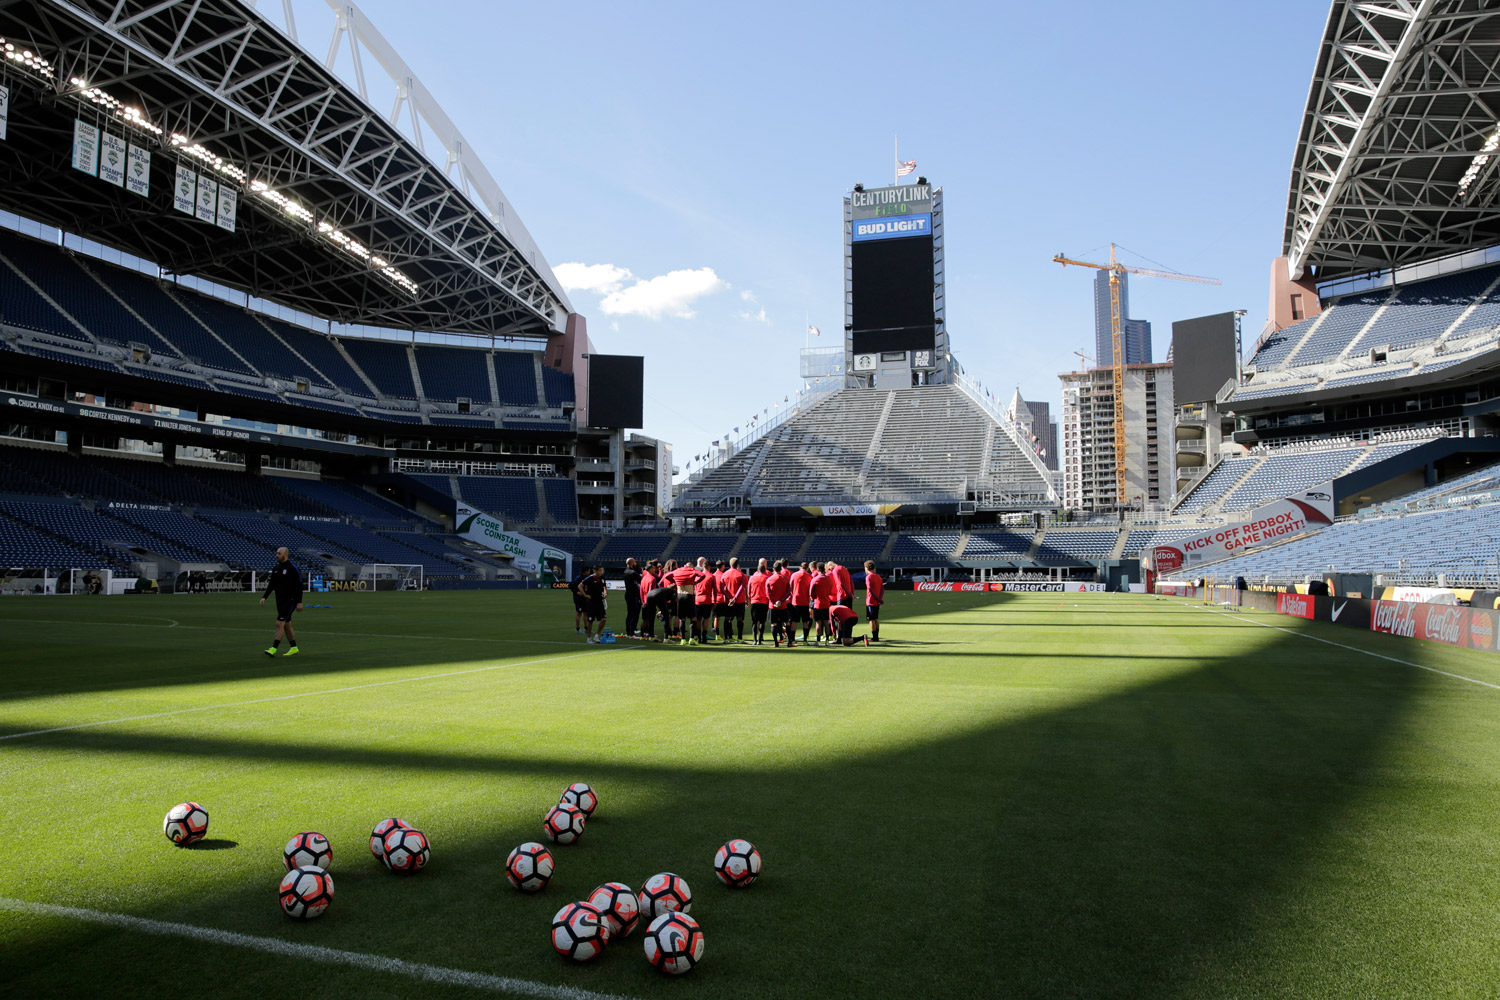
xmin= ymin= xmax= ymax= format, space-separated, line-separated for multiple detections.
xmin=0 ymin=647 xmax=633 ymax=743
xmin=1189 ymin=601 xmax=1500 ymax=692
xmin=0 ymin=898 xmax=633 ymax=1000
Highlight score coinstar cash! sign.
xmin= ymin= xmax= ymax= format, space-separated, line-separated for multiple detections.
xmin=1150 ymin=484 xmax=1336 ymax=573
xmin=455 ymin=503 xmax=571 ymax=583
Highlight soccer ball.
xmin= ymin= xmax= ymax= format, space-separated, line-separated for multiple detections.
xmin=283 ymin=832 xmax=332 ymax=871
xmin=381 ymin=827 xmax=430 ymax=872
xmin=586 ymin=881 xmax=640 ymax=938
xmin=712 ymin=839 xmax=761 ymax=888
xmin=643 ymin=911 xmax=704 ymax=975
xmin=278 ymin=865 xmax=334 ymax=919
xmin=543 ymin=803 xmax=586 ymax=845
xmin=637 ymin=872 xmax=691 ymax=918
xmin=162 ymin=802 xmax=209 ymax=845
xmin=369 ymin=817 xmax=411 ymax=858
xmin=505 ymin=842 xmax=554 ymax=892
xmin=550 ymin=901 xmax=607 ymax=961
xmin=560 ymin=782 xmax=598 ymax=816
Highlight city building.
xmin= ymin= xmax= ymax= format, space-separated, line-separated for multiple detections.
xmin=1060 ymin=361 xmax=1175 ymax=512
xmin=1093 ymin=270 xmax=1154 ymax=365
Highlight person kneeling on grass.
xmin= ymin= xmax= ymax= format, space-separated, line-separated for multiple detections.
xmin=828 ymin=603 xmax=868 ymax=646
xmin=260 ymin=546 xmax=304 ymax=656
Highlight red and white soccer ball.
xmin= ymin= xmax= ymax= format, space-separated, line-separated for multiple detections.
xmin=586 ymin=881 xmax=640 ymax=938
xmin=381 ymin=827 xmax=430 ymax=872
xmin=369 ymin=817 xmax=411 ymax=858
xmin=637 ymin=872 xmax=692 ymax=919
xmin=283 ymin=832 xmax=332 ymax=871
xmin=162 ymin=802 xmax=209 ymax=846
xmin=560 ymin=782 xmax=598 ymax=817
xmin=643 ymin=911 xmax=704 ymax=975
xmin=712 ymin=838 xmax=761 ymax=888
xmin=505 ymin=842 xmax=554 ymax=892
xmin=550 ymin=901 xmax=608 ymax=961
xmin=278 ymin=865 xmax=334 ymax=919
xmin=543 ymin=803 xmax=586 ymax=845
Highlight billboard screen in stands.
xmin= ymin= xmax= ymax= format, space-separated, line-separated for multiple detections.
xmin=587 ymin=354 xmax=644 ymax=429
xmin=851 ymin=236 xmax=935 ymax=354
xmin=1172 ymin=312 xmax=1238 ymax=404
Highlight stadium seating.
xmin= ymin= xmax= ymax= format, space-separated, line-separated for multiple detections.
xmin=1173 ymin=457 xmax=1259 ymax=515
xmin=1218 ymin=447 xmax=1364 ymax=512
xmin=865 ymin=390 xmax=988 ymax=498
xmin=541 ymin=365 xmax=573 ymax=406
xmin=597 ymin=534 xmax=671 ymax=564
xmin=528 ymin=535 xmax=603 ymax=561
xmin=0 ymin=508 xmax=114 ymax=569
xmin=0 ymin=447 xmax=157 ymax=501
xmin=262 ymin=319 xmax=370 ymax=394
xmin=804 ymin=534 xmax=886 ymax=566
xmin=890 ymin=533 xmax=962 ymax=561
xmin=1345 ymin=265 xmax=1500 ymax=356
xmin=170 ymin=291 xmax=304 ymax=380
xmin=104 ymin=505 xmax=283 ymax=569
xmin=454 ymin=476 xmax=538 ymax=522
xmin=541 ymin=478 xmax=579 ymax=524
xmin=276 ymin=478 xmax=416 ymax=528
xmin=414 ymin=344 xmax=493 ymax=403
xmin=496 ymin=352 xmax=540 ymax=406
xmin=1034 ymin=530 xmax=1117 ymax=562
xmin=963 ymin=530 xmax=1036 ymax=557
xmin=198 ymin=512 xmax=367 ymax=565
xmin=291 ymin=520 xmax=466 ymax=576
xmin=733 ymin=534 xmax=805 ymax=568
xmin=1286 ymin=290 xmax=1392 ymax=367
xmin=1121 ymin=527 xmax=1206 ymax=557
xmin=0 ymin=498 xmax=202 ymax=564
xmin=1247 ymin=316 xmax=1316 ymax=370
xmin=339 ymin=337 xmax=416 ymax=398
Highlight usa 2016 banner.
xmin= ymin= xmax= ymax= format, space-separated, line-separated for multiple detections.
xmin=1150 ymin=483 xmax=1336 ymax=573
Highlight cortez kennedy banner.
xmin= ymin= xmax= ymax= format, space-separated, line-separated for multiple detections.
xmin=1149 ymin=482 xmax=1336 ymax=573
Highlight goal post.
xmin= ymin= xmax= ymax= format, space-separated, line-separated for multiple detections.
xmin=360 ymin=564 xmax=424 ymax=592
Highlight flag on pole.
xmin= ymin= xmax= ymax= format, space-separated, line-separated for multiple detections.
xmin=807 ymin=324 xmax=820 ymax=337
xmin=896 ymin=160 xmax=917 ymax=177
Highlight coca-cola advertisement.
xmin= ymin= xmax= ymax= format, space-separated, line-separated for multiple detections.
xmin=1369 ymin=600 xmax=1499 ymax=650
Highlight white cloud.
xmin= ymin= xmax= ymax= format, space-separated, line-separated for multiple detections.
xmin=739 ymin=290 xmax=757 ymax=302
xmin=554 ymin=262 xmax=632 ymax=296
xmin=600 ymin=267 xmax=729 ymax=320
xmin=736 ymin=307 xmax=769 ymax=324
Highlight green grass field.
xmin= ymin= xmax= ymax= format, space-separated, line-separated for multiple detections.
xmin=4 ymin=589 xmax=1500 ymax=999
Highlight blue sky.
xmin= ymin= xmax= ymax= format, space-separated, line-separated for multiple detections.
xmin=288 ymin=0 xmax=1330 ymax=474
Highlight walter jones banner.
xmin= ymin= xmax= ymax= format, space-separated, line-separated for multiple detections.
xmin=1150 ymin=483 xmax=1336 ymax=573
xmin=914 ymin=582 xmax=1106 ymax=593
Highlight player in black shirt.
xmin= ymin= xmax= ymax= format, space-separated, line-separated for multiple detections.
xmin=580 ymin=565 xmax=608 ymax=643
xmin=259 ymin=547 xmax=304 ymax=656
xmin=622 ymin=558 xmax=642 ymax=637
xmin=570 ymin=566 xmax=593 ymax=633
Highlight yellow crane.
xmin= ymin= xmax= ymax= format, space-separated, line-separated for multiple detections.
xmin=1053 ymin=244 xmax=1220 ymax=506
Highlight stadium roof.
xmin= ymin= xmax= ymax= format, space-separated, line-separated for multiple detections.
xmin=1285 ymin=1 xmax=1500 ymax=281
xmin=0 ymin=0 xmax=571 ymax=337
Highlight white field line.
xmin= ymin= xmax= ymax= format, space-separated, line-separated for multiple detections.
xmin=0 ymin=648 xmax=627 ymax=742
xmin=0 ymin=617 xmax=599 ymax=647
xmin=0 ymin=897 xmax=633 ymax=1000
xmin=1189 ymin=601 xmax=1500 ymax=692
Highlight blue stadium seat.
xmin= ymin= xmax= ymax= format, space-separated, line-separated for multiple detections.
xmin=414 ymin=344 xmax=492 ymax=402
xmin=339 ymin=337 xmax=416 ymax=397
xmin=494 ymin=352 xmax=539 ymax=406
xmin=455 ymin=476 xmax=539 ymax=522
xmin=540 ymin=365 xmax=573 ymax=406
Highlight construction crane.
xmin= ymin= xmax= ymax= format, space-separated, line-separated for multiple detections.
xmin=1073 ymin=349 xmax=1096 ymax=369
xmin=1053 ymin=244 xmax=1220 ymax=506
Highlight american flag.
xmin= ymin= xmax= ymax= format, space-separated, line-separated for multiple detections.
xmin=896 ymin=160 xmax=917 ymax=177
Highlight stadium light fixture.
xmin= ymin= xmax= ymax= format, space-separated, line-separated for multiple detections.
xmin=1458 ymin=125 xmax=1500 ymax=200
xmin=1 ymin=39 xmax=55 ymax=81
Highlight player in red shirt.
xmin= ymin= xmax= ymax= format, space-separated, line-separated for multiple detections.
xmin=864 ymin=559 xmax=884 ymax=642
xmin=767 ymin=558 xmax=795 ymax=647
xmin=637 ymin=560 xmax=657 ymax=640
xmin=789 ymin=561 xmax=813 ymax=644
xmin=829 ymin=603 xmax=868 ymax=646
xmin=692 ymin=557 xmax=719 ymax=645
xmin=720 ymin=557 xmax=748 ymax=643
xmin=829 ymin=561 xmax=854 ymax=606
xmin=747 ymin=559 xmax=771 ymax=644
xmin=669 ymin=559 xmax=701 ymax=644
xmin=809 ymin=566 xmax=835 ymax=644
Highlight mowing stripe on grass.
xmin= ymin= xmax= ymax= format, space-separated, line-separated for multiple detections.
xmin=0 ymin=898 xmax=632 ymax=999
xmin=0 ymin=618 xmax=605 ymax=647
xmin=1189 ymin=602 xmax=1500 ymax=692
xmin=0 ymin=647 xmax=628 ymax=742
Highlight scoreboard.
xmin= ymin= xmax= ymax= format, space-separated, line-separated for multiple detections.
xmin=847 ymin=183 xmax=938 ymax=355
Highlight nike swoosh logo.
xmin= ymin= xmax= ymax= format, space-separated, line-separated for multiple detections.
xmin=1332 ymin=601 xmax=1347 ymax=622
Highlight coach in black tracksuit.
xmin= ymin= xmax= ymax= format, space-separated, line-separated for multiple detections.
xmin=622 ymin=558 xmax=642 ymax=637
xmin=259 ymin=546 xmax=304 ymax=656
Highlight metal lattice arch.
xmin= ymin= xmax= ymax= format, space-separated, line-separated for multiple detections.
xmin=0 ymin=0 xmax=570 ymax=337
xmin=1285 ymin=0 xmax=1500 ymax=281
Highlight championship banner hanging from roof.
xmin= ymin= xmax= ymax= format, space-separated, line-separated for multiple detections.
xmin=216 ymin=186 xmax=237 ymax=233
xmin=0 ymin=85 xmax=9 ymax=142
xmin=126 ymin=145 xmax=150 ymax=197
xmin=173 ymin=165 xmax=195 ymax=216
xmin=98 ymin=132 xmax=127 ymax=188
xmin=72 ymin=120 xmax=99 ymax=176
xmin=195 ymin=174 xmax=218 ymax=224
xmin=1148 ymin=482 xmax=1336 ymax=574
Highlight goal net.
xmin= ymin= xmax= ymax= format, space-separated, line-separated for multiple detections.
xmin=359 ymin=564 xmax=424 ymax=592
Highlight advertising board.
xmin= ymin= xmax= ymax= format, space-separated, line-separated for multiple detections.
xmin=1146 ymin=484 xmax=1335 ymax=570
xmin=851 ymin=213 xmax=932 ymax=242
xmin=455 ymin=502 xmax=570 ymax=583
xmin=1276 ymin=592 xmax=1314 ymax=619
xmin=914 ymin=581 xmax=1107 ymax=593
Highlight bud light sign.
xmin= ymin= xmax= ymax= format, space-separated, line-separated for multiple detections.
xmin=852 ymin=213 xmax=932 ymax=242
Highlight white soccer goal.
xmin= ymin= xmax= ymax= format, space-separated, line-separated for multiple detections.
xmin=360 ymin=564 xmax=424 ymax=592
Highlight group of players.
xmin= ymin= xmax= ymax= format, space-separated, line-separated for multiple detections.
xmin=572 ymin=556 xmax=884 ymax=647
